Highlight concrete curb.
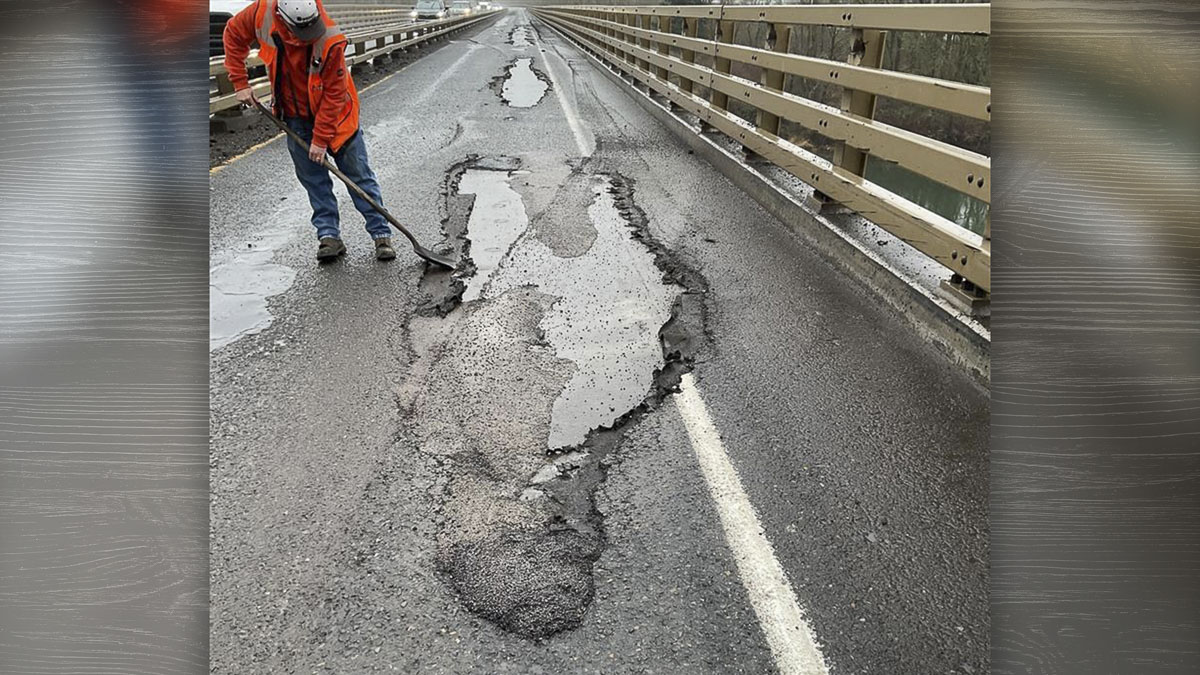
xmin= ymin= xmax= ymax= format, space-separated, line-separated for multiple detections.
xmin=537 ymin=17 xmax=990 ymax=385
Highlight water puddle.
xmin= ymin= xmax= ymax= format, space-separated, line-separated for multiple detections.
xmin=457 ymin=169 xmax=530 ymax=302
xmin=210 ymin=263 xmax=295 ymax=351
xmin=482 ymin=176 xmax=681 ymax=450
xmin=509 ymin=25 xmax=532 ymax=48
xmin=209 ymin=222 xmax=300 ymax=351
xmin=499 ymin=58 xmax=549 ymax=108
xmin=408 ymin=164 xmax=705 ymax=639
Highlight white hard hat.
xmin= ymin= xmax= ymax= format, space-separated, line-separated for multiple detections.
xmin=276 ymin=0 xmax=325 ymax=42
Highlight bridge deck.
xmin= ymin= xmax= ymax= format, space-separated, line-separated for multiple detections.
xmin=209 ymin=9 xmax=987 ymax=673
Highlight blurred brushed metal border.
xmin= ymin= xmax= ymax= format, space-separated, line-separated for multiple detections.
xmin=991 ymin=0 xmax=1200 ymax=672
xmin=0 ymin=2 xmax=209 ymax=674
xmin=0 ymin=1 xmax=1198 ymax=673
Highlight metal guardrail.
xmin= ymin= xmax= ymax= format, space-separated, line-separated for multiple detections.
xmin=326 ymin=3 xmax=416 ymax=24
xmin=210 ymin=4 xmax=418 ymax=57
xmin=533 ymin=3 xmax=992 ymax=293
xmin=210 ymin=9 xmax=502 ymax=115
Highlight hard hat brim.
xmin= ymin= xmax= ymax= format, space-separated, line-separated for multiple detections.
xmin=287 ymin=17 xmax=326 ymax=43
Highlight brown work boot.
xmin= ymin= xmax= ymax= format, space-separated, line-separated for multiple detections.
xmin=374 ymin=237 xmax=397 ymax=261
xmin=316 ymin=237 xmax=346 ymax=262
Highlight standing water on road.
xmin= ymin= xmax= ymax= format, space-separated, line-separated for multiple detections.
xmin=458 ymin=169 xmax=530 ymax=302
xmin=509 ymin=25 xmax=532 ymax=49
xmin=485 ymin=176 xmax=680 ymax=450
xmin=408 ymin=169 xmax=685 ymax=638
xmin=209 ymin=218 xmax=301 ymax=351
xmin=500 ymin=58 xmax=549 ymax=108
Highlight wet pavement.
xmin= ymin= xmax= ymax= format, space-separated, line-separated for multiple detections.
xmin=497 ymin=57 xmax=550 ymax=108
xmin=209 ymin=9 xmax=988 ymax=674
xmin=208 ymin=212 xmax=302 ymax=350
xmin=484 ymin=175 xmax=679 ymax=450
xmin=458 ymin=166 xmax=529 ymax=302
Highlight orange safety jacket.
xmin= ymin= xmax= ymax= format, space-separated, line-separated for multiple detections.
xmin=224 ymin=0 xmax=360 ymax=152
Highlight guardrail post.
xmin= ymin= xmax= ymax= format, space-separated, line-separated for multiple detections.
xmin=815 ymin=28 xmax=886 ymax=207
xmin=835 ymin=28 xmax=884 ymax=175
xmin=632 ymin=13 xmax=643 ymax=72
xmin=630 ymin=12 xmax=643 ymax=76
xmin=612 ymin=13 xmax=623 ymax=66
xmin=680 ymin=17 xmax=698 ymax=97
xmin=210 ymin=70 xmax=255 ymax=133
xmin=605 ymin=10 xmax=616 ymax=60
xmin=375 ymin=35 xmax=393 ymax=61
xmin=214 ymin=69 xmax=235 ymax=100
xmin=752 ymin=21 xmax=791 ymax=160
xmin=940 ymin=267 xmax=990 ymax=314
xmin=704 ymin=19 xmax=734 ymax=133
xmin=633 ymin=13 xmax=648 ymax=79
xmin=939 ymin=148 xmax=990 ymax=311
xmin=621 ymin=12 xmax=635 ymax=76
xmin=351 ymin=39 xmax=373 ymax=74
xmin=595 ymin=10 xmax=604 ymax=56
xmin=654 ymin=15 xmax=670 ymax=82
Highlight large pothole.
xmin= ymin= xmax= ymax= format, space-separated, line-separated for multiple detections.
xmin=491 ymin=57 xmax=550 ymax=108
xmin=406 ymin=158 xmax=706 ymax=639
xmin=508 ymin=25 xmax=533 ymax=49
xmin=458 ymin=168 xmax=530 ymax=302
xmin=416 ymin=155 xmax=522 ymax=315
xmin=485 ymin=175 xmax=680 ymax=450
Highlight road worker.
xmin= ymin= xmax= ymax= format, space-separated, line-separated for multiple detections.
xmin=223 ymin=0 xmax=396 ymax=262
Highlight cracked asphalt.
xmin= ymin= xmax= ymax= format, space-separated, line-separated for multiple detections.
xmin=209 ymin=9 xmax=988 ymax=674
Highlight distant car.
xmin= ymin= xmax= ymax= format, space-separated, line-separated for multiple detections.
xmin=414 ymin=0 xmax=449 ymax=20
xmin=448 ymin=0 xmax=473 ymax=17
xmin=209 ymin=0 xmax=254 ymax=56
xmin=478 ymin=1 xmax=491 ymax=9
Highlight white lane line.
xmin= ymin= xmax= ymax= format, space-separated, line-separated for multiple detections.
xmin=527 ymin=12 xmax=594 ymax=157
xmin=675 ymin=373 xmax=830 ymax=675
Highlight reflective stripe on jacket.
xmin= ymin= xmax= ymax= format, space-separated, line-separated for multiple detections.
xmin=224 ymin=0 xmax=360 ymax=152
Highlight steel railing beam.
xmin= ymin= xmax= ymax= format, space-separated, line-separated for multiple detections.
xmin=562 ymin=4 xmax=990 ymax=35
xmin=540 ymin=9 xmax=990 ymax=121
xmin=547 ymin=12 xmax=990 ymax=203
xmin=535 ymin=7 xmax=991 ymax=291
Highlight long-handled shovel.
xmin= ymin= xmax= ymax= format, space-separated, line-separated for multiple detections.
xmin=251 ymin=98 xmax=457 ymax=270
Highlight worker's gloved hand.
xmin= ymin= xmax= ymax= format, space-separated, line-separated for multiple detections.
xmin=235 ymin=88 xmax=255 ymax=106
xmin=308 ymin=142 xmax=327 ymax=164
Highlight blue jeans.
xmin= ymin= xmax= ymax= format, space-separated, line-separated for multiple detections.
xmin=284 ymin=117 xmax=391 ymax=241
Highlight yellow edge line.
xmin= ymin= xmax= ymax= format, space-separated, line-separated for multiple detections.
xmin=209 ymin=130 xmax=284 ymax=174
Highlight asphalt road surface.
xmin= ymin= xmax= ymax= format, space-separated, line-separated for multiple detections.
xmin=209 ymin=9 xmax=988 ymax=674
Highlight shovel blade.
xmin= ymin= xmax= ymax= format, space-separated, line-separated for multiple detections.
xmin=414 ymin=245 xmax=457 ymax=271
